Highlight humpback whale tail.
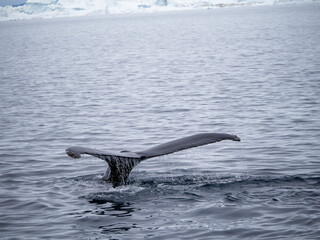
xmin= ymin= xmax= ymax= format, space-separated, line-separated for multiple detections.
xmin=66 ymin=133 xmax=240 ymax=187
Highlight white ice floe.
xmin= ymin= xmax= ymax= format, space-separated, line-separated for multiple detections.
xmin=0 ymin=0 xmax=318 ymax=21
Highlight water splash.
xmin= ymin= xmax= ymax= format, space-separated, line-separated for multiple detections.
xmin=101 ymin=155 xmax=142 ymax=187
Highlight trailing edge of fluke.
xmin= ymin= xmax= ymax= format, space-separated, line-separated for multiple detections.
xmin=66 ymin=133 xmax=241 ymax=187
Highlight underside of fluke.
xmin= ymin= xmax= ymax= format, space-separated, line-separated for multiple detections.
xmin=65 ymin=133 xmax=241 ymax=187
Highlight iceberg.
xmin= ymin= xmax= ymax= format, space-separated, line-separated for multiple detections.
xmin=0 ymin=0 xmax=318 ymax=21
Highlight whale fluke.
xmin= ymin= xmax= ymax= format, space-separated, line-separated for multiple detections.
xmin=66 ymin=133 xmax=240 ymax=187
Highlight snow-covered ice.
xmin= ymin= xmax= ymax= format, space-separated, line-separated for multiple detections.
xmin=0 ymin=0 xmax=318 ymax=21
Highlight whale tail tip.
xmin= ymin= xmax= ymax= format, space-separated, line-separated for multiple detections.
xmin=232 ymin=135 xmax=241 ymax=142
xmin=66 ymin=147 xmax=81 ymax=159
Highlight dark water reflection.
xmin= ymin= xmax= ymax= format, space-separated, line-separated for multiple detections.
xmin=68 ymin=174 xmax=320 ymax=238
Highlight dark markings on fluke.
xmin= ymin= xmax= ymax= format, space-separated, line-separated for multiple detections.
xmin=65 ymin=133 xmax=241 ymax=187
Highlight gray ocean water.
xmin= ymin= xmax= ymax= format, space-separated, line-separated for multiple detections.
xmin=1 ymin=4 xmax=320 ymax=239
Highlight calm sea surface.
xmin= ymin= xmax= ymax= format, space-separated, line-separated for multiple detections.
xmin=1 ymin=4 xmax=320 ymax=239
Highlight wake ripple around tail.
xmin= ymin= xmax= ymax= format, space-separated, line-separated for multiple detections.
xmin=70 ymin=173 xmax=320 ymax=206
xmin=71 ymin=173 xmax=320 ymax=189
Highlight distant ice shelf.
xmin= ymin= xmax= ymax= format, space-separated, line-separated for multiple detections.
xmin=0 ymin=0 xmax=318 ymax=21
